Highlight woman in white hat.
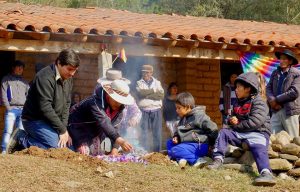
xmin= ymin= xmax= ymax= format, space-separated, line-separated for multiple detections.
xmin=68 ymin=79 xmax=134 ymax=155
xmin=95 ymin=69 xmax=142 ymax=147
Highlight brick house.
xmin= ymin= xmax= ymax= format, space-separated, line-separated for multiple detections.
xmin=0 ymin=2 xmax=300 ymax=142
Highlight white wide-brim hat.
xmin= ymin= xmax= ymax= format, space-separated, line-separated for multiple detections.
xmin=97 ymin=69 xmax=131 ymax=85
xmin=101 ymin=79 xmax=134 ymax=105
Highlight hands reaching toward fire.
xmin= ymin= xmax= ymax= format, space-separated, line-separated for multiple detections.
xmin=116 ymin=137 xmax=133 ymax=152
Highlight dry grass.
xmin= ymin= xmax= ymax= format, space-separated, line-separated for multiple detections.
xmin=0 ymin=154 xmax=299 ymax=192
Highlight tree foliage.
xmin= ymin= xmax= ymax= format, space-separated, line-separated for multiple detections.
xmin=7 ymin=0 xmax=300 ymax=24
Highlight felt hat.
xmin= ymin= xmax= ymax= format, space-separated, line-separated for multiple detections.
xmin=141 ymin=64 xmax=154 ymax=72
xmin=97 ymin=69 xmax=131 ymax=84
xmin=101 ymin=79 xmax=134 ymax=105
xmin=275 ymin=49 xmax=298 ymax=65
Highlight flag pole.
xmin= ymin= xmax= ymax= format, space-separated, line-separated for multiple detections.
xmin=111 ymin=55 xmax=119 ymax=65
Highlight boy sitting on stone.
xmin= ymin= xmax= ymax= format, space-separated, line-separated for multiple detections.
xmin=207 ymin=72 xmax=276 ymax=186
xmin=167 ymin=92 xmax=218 ymax=168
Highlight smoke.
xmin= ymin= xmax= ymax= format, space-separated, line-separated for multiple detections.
xmin=111 ymin=48 xmax=165 ymax=152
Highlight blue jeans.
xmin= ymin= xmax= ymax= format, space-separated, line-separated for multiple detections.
xmin=167 ymin=139 xmax=209 ymax=165
xmin=21 ymin=120 xmax=59 ymax=149
xmin=1 ymin=108 xmax=24 ymax=152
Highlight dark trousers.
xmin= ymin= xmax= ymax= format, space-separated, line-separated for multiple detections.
xmin=213 ymin=128 xmax=270 ymax=173
xmin=140 ymin=109 xmax=162 ymax=152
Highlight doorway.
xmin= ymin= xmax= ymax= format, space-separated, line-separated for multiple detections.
xmin=220 ymin=60 xmax=243 ymax=86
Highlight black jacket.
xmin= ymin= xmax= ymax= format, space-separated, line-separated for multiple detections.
xmin=22 ymin=64 xmax=72 ymax=134
xmin=68 ymin=87 xmax=122 ymax=149
xmin=173 ymin=106 xmax=218 ymax=145
xmin=231 ymin=72 xmax=271 ymax=135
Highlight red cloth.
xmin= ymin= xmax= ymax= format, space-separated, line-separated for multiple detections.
xmin=105 ymin=94 xmax=120 ymax=120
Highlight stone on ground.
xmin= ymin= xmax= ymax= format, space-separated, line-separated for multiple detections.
xmin=281 ymin=143 xmax=300 ymax=156
xmin=269 ymin=159 xmax=293 ymax=171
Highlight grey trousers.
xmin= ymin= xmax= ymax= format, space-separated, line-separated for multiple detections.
xmin=140 ymin=109 xmax=162 ymax=152
xmin=271 ymin=108 xmax=299 ymax=138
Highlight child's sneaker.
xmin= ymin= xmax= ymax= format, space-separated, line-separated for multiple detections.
xmin=193 ymin=157 xmax=207 ymax=168
xmin=253 ymin=170 xmax=276 ymax=186
xmin=178 ymin=159 xmax=187 ymax=169
xmin=207 ymin=158 xmax=223 ymax=170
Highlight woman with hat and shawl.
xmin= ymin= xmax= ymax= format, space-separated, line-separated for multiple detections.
xmin=266 ymin=49 xmax=300 ymax=137
xmin=94 ymin=69 xmax=142 ymax=152
xmin=68 ymin=79 xmax=134 ymax=155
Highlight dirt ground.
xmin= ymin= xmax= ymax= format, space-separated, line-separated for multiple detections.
xmin=0 ymin=147 xmax=299 ymax=192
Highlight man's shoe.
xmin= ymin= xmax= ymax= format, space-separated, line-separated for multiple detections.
xmin=253 ymin=171 xmax=276 ymax=186
xmin=207 ymin=158 xmax=223 ymax=170
xmin=193 ymin=157 xmax=207 ymax=168
xmin=6 ymin=129 xmax=26 ymax=154
xmin=178 ymin=159 xmax=187 ymax=169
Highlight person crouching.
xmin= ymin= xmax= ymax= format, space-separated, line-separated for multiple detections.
xmin=68 ymin=79 xmax=133 ymax=155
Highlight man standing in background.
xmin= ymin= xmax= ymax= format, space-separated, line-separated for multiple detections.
xmin=1 ymin=60 xmax=29 ymax=154
xmin=136 ymin=64 xmax=164 ymax=152
xmin=266 ymin=49 xmax=300 ymax=138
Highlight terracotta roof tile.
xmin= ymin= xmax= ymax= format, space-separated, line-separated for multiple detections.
xmin=1 ymin=2 xmax=300 ymax=46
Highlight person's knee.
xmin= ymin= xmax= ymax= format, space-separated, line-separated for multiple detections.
xmin=219 ymin=128 xmax=231 ymax=136
xmin=43 ymin=133 xmax=59 ymax=148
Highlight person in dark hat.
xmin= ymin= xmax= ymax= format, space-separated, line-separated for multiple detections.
xmin=1 ymin=60 xmax=29 ymax=154
xmin=266 ymin=49 xmax=300 ymax=137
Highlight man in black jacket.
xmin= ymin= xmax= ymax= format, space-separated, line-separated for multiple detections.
xmin=7 ymin=49 xmax=80 ymax=153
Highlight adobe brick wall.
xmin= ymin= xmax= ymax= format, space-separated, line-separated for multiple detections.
xmin=152 ymin=57 xmax=222 ymax=149
xmin=0 ymin=53 xmax=222 ymax=150
xmin=156 ymin=58 xmax=222 ymax=126
xmin=15 ymin=52 xmax=98 ymax=99
xmin=176 ymin=59 xmax=222 ymax=126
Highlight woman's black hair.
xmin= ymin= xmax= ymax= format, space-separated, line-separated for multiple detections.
xmin=167 ymin=82 xmax=178 ymax=94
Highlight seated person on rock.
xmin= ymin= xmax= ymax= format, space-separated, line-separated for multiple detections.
xmin=207 ymin=72 xmax=276 ymax=187
xmin=167 ymin=92 xmax=218 ymax=168
xmin=68 ymin=79 xmax=133 ymax=155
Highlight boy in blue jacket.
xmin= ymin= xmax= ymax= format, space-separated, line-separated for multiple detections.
xmin=207 ymin=72 xmax=276 ymax=186
xmin=167 ymin=92 xmax=218 ymax=168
